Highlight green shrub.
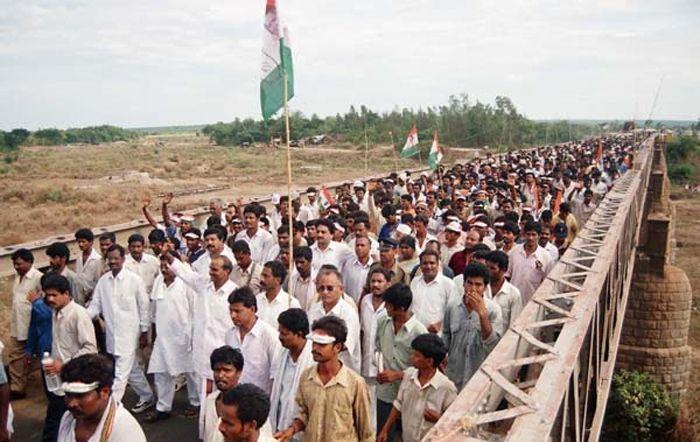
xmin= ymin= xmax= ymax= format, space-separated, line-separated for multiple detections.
xmin=668 ymin=164 xmax=695 ymax=183
xmin=602 ymin=370 xmax=678 ymax=442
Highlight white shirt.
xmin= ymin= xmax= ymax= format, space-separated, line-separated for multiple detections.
xmin=235 ymin=228 xmax=276 ymax=264
xmin=507 ymin=244 xmax=555 ymax=305
xmin=298 ymin=203 xmax=320 ymax=224
xmin=440 ymin=243 xmax=463 ymax=267
xmin=57 ymin=398 xmax=146 ymax=442
xmin=191 ymin=247 xmax=236 ymax=276
xmin=169 ymin=259 xmax=237 ymax=378
xmin=410 ymin=274 xmax=459 ymax=329
xmin=359 ymin=295 xmax=386 ymax=377
xmin=124 ymin=253 xmax=160 ymax=293
xmin=147 ymin=275 xmax=195 ymax=375
xmin=309 ymin=240 xmax=353 ymax=273
xmin=542 ymin=241 xmax=560 ymax=262
xmin=341 ymin=256 xmax=374 ymax=303
xmin=256 ymin=289 xmax=301 ymax=329
xmin=10 ymin=267 xmax=42 ymax=340
xmin=307 ymin=299 xmax=362 ymax=372
xmin=87 ymin=268 xmax=150 ymax=356
xmin=490 ymin=280 xmax=523 ymax=335
xmin=74 ymin=248 xmax=103 ymax=305
xmin=288 ymin=270 xmax=318 ymax=312
xmin=225 ymin=319 xmax=281 ymax=394
xmin=415 ymin=233 xmax=438 ymax=255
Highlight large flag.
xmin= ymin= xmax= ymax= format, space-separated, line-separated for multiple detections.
xmin=428 ymin=130 xmax=442 ymax=169
xmin=594 ymin=140 xmax=603 ymax=170
xmin=317 ymin=186 xmax=334 ymax=211
xmin=400 ymin=124 xmax=420 ymax=158
xmin=260 ymin=0 xmax=294 ymax=121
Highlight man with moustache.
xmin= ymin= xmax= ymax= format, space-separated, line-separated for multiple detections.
xmin=57 ymin=354 xmax=146 ymax=442
xmin=201 ymin=346 xmax=244 ymax=442
xmin=268 ymin=309 xmax=315 ymax=439
xmin=40 ymin=274 xmax=97 ymax=441
xmin=87 ymin=244 xmax=154 ymax=412
xmin=274 ymin=316 xmax=374 ymax=442
xmin=161 ymin=247 xmax=238 ymax=427
xmin=192 ymin=227 xmax=236 ymax=276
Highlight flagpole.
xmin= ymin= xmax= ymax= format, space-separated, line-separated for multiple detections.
xmin=389 ymin=131 xmax=399 ymax=175
xmin=363 ymin=123 xmax=369 ymax=173
xmin=283 ymin=70 xmax=294 ymax=292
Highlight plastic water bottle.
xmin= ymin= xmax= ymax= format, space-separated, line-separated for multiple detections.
xmin=42 ymin=352 xmax=62 ymax=393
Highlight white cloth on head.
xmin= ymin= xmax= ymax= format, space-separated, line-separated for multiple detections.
xmin=307 ymin=298 xmax=362 ymax=372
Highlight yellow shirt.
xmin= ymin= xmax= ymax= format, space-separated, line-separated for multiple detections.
xmin=295 ymin=364 xmax=374 ymax=442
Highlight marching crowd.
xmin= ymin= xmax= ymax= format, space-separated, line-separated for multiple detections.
xmin=3 ymin=134 xmax=637 ymax=442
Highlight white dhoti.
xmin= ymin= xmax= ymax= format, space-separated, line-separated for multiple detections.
xmin=112 ymin=351 xmax=153 ymax=404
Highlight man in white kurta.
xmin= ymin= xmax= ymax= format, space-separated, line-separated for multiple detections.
xmin=124 ymin=236 xmax=160 ymax=293
xmin=8 ymin=249 xmax=42 ymax=396
xmin=410 ymin=251 xmax=460 ymax=333
xmin=164 ymin=251 xmax=238 ymax=408
xmin=225 ymin=287 xmax=281 ymax=394
xmin=74 ymin=229 xmax=104 ymax=306
xmin=341 ymin=236 xmax=374 ymax=303
xmin=87 ymin=246 xmax=154 ymax=407
xmin=269 ymin=309 xmax=315 ymax=439
xmin=256 ymin=261 xmax=300 ymax=329
xmin=306 ymin=269 xmax=362 ymax=372
xmin=147 ymin=264 xmax=200 ymax=416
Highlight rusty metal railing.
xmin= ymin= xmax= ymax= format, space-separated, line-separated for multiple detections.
xmin=425 ymin=136 xmax=654 ymax=442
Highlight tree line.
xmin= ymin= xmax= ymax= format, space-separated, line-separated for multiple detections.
xmin=0 ymin=125 xmax=136 ymax=150
xmin=202 ymin=94 xmax=608 ymax=149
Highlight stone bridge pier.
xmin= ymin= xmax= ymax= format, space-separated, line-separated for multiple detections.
xmin=616 ymin=135 xmax=692 ymax=397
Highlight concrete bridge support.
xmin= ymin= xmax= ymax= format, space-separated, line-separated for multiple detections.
xmin=617 ymin=135 xmax=692 ymax=397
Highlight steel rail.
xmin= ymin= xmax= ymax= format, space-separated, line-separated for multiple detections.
xmin=424 ymin=136 xmax=654 ymax=442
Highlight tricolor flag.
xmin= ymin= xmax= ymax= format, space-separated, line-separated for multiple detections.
xmin=428 ymin=130 xmax=442 ymax=169
xmin=317 ymin=186 xmax=334 ymax=211
xmin=400 ymin=124 xmax=420 ymax=158
xmin=594 ymin=140 xmax=603 ymax=171
xmin=260 ymin=0 xmax=294 ymax=121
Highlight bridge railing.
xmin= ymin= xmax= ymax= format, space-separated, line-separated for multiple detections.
xmin=425 ymin=136 xmax=655 ymax=442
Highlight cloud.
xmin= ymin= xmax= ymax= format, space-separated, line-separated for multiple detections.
xmin=0 ymin=0 xmax=698 ymax=129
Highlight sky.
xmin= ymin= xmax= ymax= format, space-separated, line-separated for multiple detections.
xmin=0 ymin=0 xmax=698 ymax=130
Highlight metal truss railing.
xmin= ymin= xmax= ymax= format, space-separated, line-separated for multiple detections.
xmin=425 ymin=136 xmax=655 ymax=442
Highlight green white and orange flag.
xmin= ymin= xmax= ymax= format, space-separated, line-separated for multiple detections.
xmin=400 ymin=123 xmax=420 ymax=158
xmin=317 ymin=186 xmax=334 ymax=211
xmin=260 ymin=0 xmax=294 ymax=121
xmin=428 ymin=130 xmax=442 ymax=169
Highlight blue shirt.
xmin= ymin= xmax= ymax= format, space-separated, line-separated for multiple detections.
xmin=26 ymin=298 xmax=53 ymax=357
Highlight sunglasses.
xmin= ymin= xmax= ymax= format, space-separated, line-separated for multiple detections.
xmin=316 ymin=285 xmax=338 ymax=292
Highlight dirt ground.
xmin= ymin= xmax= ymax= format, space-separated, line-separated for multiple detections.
xmin=670 ymin=187 xmax=700 ymax=441
xmin=0 ymin=133 xmax=475 ymax=247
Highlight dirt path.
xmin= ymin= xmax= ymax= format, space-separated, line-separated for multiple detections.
xmin=670 ymin=190 xmax=700 ymax=440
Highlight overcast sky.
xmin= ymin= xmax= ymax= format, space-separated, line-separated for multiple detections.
xmin=1 ymin=0 xmax=698 ymax=130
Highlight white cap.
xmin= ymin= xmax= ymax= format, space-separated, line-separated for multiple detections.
xmin=271 ymin=193 xmax=281 ymax=205
xmin=308 ymin=332 xmax=336 ymax=344
xmin=473 ymin=221 xmax=488 ymax=228
xmin=333 ymin=222 xmax=345 ymax=233
xmin=446 ymin=221 xmax=462 ymax=233
xmin=181 ymin=214 xmax=195 ymax=223
xmin=353 ymin=180 xmax=364 ymax=189
xmin=396 ymin=224 xmax=412 ymax=236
